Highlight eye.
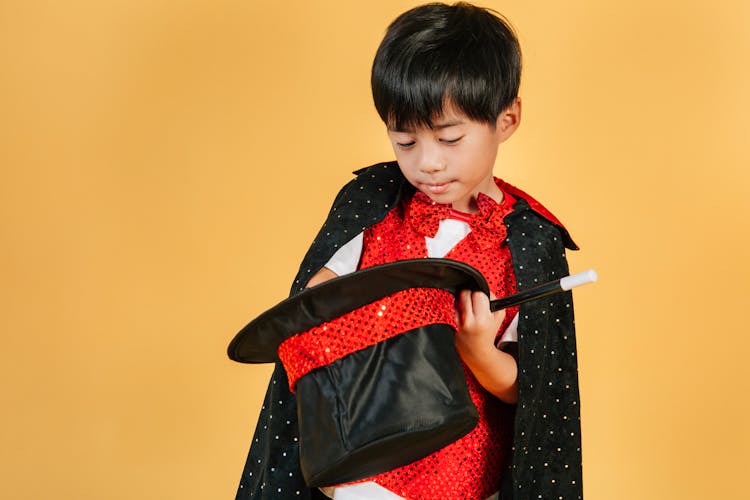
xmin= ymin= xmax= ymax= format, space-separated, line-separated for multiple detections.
xmin=440 ymin=136 xmax=464 ymax=145
xmin=396 ymin=141 xmax=416 ymax=149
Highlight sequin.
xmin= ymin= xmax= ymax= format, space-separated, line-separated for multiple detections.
xmin=278 ymin=287 xmax=456 ymax=391
xmin=237 ymin=164 xmax=582 ymax=500
xmin=345 ymin=187 xmax=518 ymax=500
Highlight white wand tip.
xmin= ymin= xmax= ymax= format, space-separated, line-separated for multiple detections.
xmin=560 ymin=269 xmax=598 ymax=291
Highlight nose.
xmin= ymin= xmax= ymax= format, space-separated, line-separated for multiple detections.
xmin=418 ymin=143 xmax=446 ymax=174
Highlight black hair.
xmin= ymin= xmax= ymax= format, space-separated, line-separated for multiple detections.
xmin=371 ymin=2 xmax=521 ymax=131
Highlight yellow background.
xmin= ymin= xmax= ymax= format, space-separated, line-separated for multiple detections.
xmin=2 ymin=1 xmax=749 ymax=498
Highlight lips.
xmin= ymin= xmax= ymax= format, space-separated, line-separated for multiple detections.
xmin=423 ymin=181 xmax=453 ymax=194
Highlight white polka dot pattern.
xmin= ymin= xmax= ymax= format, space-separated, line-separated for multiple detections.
xmin=235 ymin=163 xmax=583 ymax=500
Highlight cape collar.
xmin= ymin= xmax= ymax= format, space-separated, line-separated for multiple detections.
xmin=353 ymin=161 xmax=578 ymax=250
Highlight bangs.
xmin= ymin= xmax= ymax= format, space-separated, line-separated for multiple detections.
xmin=376 ymin=63 xmax=504 ymax=132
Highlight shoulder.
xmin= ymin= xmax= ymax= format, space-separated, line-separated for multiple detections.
xmin=290 ymin=162 xmax=409 ymax=294
xmin=326 ymin=161 xmax=414 ymax=226
xmin=325 ymin=161 xmax=409 ymax=212
xmin=350 ymin=161 xmax=408 ymax=194
xmin=499 ymin=179 xmax=578 ymax=251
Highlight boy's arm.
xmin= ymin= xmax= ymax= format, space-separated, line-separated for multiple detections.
xmin=454 ymin=290 xmax=518 ymax=404
xmin=306 ymin=232 xmax=363 ymax=288
xmin=306 ymin=267 xmax=338 ymax=288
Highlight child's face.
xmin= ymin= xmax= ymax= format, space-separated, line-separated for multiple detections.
xmin=387 ymin=100 xmax=521 ymax=213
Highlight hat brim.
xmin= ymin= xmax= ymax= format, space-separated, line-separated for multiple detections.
xmin=227 ymin=258 xmax=490 ymax=363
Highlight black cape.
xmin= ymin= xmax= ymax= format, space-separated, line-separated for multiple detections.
xmin=234 ymin=162 xmax=584 ymax=500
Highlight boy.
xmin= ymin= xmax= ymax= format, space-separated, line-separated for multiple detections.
xmin=236 ymin=3 xmax=583 ymax=499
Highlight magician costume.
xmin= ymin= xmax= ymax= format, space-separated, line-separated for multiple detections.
xmin=234 ymin=162 xmax=584 ymax=500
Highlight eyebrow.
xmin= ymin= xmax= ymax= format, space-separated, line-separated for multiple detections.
xmin=388 ymin=119 xmax=465 ymax=133
xmin=432 ymin=119 xmax=464 ymax=130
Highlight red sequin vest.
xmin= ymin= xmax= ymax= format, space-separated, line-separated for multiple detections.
xmin=279 ymin=187 xmax=519 ymax=499
xmin=348 ymin=192 xmax=518 ymax=500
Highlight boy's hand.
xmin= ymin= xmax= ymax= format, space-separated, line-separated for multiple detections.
xmin=455 ymin=290 xmax=505 ymax=356
xmin=455 ymin=290 xmax=518 ymax=404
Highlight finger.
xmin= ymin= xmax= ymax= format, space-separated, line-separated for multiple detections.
xmin=459 ymin=290 xmax=474 ymax=323
xmin=485 ymin=292 xmax=505 ymax=322
xmin=471 ymin=291 xmax=490 ymax=315
xmin=488 ymin=292 xmax=506 ymax=323
xmin=473 ymin=291 xmax=505 ymax=328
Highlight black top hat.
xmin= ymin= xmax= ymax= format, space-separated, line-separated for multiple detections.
xmin=227 ymin=258 xmax=491 ymax=364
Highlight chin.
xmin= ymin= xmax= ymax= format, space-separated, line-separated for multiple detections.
xmin=420 ymin=191 xmax=454 ymax=204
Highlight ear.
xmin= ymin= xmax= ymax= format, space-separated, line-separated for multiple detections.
xmin=494 ymin=97 xmax=522 ymax=143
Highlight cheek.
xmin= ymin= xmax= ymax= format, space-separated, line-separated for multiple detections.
xmin=462 ymin=144 xmax=492 ymax=169
xmin=393 ymin=155 xmax=412 ymax=180
xmin=393 ymin=151 xmax=417 ymax=176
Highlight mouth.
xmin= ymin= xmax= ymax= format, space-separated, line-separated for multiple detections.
xmin=422 ymin=181 xmax=453 ymax=194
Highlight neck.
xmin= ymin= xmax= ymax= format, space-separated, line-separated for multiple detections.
xmin=452 ymin=180 xmax=504 ymax=213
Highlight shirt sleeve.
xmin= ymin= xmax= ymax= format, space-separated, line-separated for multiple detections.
xmin=496 ymin=311 xmax=519 ymax=349
xmin=323 ymin=232 xmax=364 ymax=277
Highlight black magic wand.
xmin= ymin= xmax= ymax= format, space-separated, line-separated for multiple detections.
xmin=489 ymin=269 xmax=598 ymax=312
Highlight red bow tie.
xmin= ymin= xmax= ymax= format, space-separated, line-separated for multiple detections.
xmin=406 ymin=191 xmax=510 ymax=249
